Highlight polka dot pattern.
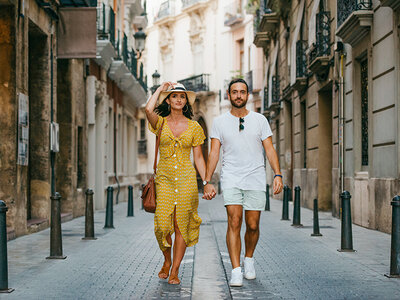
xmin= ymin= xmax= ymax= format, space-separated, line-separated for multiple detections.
xmin=149 ymin=115 xmax=206 ymax=251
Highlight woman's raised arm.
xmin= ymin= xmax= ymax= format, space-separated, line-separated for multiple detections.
xmin=145 ymin=82 xmax=174 ymax=129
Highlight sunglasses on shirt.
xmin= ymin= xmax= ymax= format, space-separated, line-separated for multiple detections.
xmin=239 ymin=117 xmax=244 ymax=132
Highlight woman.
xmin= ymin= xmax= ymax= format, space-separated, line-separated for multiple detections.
xmin=145 ymin=82 xmax=210 ymax=285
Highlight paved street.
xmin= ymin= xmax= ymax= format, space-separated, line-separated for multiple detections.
xmin=2 ymin=194 xmax=400 ymax=299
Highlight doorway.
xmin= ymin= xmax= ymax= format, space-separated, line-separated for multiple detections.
xmin=27 ymin=21 xmax=49 ymax=221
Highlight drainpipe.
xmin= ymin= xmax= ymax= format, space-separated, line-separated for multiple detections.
xmin=114 ymin=103 xmax=120 ymax=204
xmin=50 ymin=31 xmax=56 ymax=196
xmin=339 ymin=54 xmax=345 ymax=194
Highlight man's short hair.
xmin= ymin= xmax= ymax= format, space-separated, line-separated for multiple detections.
xmin=228 ymin=78 xmax=249 ymax=94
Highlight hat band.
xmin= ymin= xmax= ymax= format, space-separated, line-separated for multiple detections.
xmin=172 ymin=87 xmax=186 ymax=91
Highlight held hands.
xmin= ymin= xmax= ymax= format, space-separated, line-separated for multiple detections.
xmin=202 ymin=184 xmax=216 ymax=200
xmin=273 ymin=176 xmax=283 ymax=195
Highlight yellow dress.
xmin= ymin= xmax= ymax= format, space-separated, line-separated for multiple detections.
xmin=149 ymin=115 xmax=206 ymax=251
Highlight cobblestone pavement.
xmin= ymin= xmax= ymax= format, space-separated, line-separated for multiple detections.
xmin=2 ymin=194 xmax=400 ymax=299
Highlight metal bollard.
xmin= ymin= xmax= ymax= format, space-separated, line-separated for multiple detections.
xmin=292 ymin=186 xmax=303 ymax=227
xmin=281 ymin=185 xmax=290 ymax=221
xmin=82 ymin=189 xmax=96 ymax=240
xmin=127 ymin=186 xmax=134 ymax=217
xmin=385 ymin=195 xmax=400 ymax=278
xmin=104 ymin=186 xmax=115 ymax=229
xmin=311 ymin=199 xmax=323 ymax=237
xmin=265 ymin=184 xmax=270 ymax=211
xmin=338 ymin=191 xmax=355 ymax=252
xmin=0 ymin=201 xmax=14 ymax=293
xmin=47 ymin=193 xmax=66 ymax=259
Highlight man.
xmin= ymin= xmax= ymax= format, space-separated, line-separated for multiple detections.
xmin=202 ymin=78 xmax=283 ymax=287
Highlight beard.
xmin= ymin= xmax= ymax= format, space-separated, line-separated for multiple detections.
xmin=230 ymin=97 xmax=248 ymax=108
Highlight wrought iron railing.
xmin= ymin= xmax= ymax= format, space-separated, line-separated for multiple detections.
xmin=253 ymin=0 xmax=272 ymax=36
xmin=178 ymin=74 xmax=210 ymax=92
xmin=182 ymin=0 xmax=202 ymax=8
xmin=129 ymin=50 xmax=137 ymax=78
xmin=271 ymin=75 xmax=280 ymax=103
xmin=157 ymin=1 xmax=171 ymax=19
xmin=97 ymin=4 xmax=116 ymax=48
xmin=308 ymin=11 xmax=331 ymax=64
xmin=263 ymin=86 xmax=269 ymax=111
xmin=122 ymin=33 xmax=128 ymax=65
xmin=337 ymin=0 xmax=372 ymax=27
xmin=245 ymin=71 xmax=253 ymax=93
xmin=138 ymin=140 xmax=147 ymax=155
xmin=296 ymin=40 xmax=308 ymax=78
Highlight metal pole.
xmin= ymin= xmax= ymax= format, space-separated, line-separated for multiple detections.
xmin=281 ymin=185 xmax=289 ymax=221
xmin=292 ymin=186 xmax=303 ymax=227
xmin=0 ymin=201 xmax=14 ymax=293
xmin=265 ymin=184 xmax=270 ymax=211
xmin=104 ymin=186 xmax=114 ymax=228
xmin=46 ymin=193 xmax=66 ymax=259
xmin=338 ymin=191 xmax=355 ymax=252
xmin=385 ymin=195 xmax=400 ymax=277
xmin=82 ymin=189 xmax=96 ymax=240
xmin=311 ymin=199 xmax=322 ymax=237
xmin=127 ymin=185 xmax=134 ymax=217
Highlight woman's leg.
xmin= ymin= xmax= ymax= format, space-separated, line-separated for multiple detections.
xmin=169 ymin=209 xmax=187 ymax=284
xmin=158 ymin=234 xmax=172 ymax=279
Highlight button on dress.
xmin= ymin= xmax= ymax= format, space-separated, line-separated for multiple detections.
xmin=149 ymin=115 xmax=206 ymax=251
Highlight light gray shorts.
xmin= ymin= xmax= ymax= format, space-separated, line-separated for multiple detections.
xmin=223 ymin=188 xmax=266 ymax=211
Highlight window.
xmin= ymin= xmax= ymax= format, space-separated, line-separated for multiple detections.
xmin=138 ymin=118 xmax=147 ymax=155
xmin=360 ymin=58 xmax=368 ymax=166
xmin=301 ymin=101 xmax=307 ymax=168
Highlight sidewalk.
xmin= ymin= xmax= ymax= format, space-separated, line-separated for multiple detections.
xmin=1 ymin=194 xmax=400 ymax=299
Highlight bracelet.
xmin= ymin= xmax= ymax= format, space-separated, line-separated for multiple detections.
xmin=274 ymin=174 xmax=283 ymax=179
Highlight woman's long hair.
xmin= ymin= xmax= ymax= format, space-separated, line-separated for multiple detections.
xmin=154 ymin=94 xmax=194 ymax=119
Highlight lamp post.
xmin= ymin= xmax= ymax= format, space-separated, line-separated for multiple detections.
xmin=150 ymin=70 xmax=161 ymax=94
xmin=133 ymin=28 xmax=146 ymax=59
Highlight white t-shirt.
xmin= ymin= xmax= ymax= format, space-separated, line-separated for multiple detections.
xmin=210 ymin=111 xmax=273 ymax=191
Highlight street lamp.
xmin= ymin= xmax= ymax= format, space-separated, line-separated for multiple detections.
xmin=133 ymin=28 xmax=146 ymax=59
xmin=151 ymin=70 xmax=161 ymax=94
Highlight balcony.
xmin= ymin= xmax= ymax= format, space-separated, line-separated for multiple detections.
xmin=224 ymin=2 xmax=244 ymax=27
xmin=270 ymin=75 xmax=280 ymax=107
xmin=336 ymin=0 xmax=373 ymax=47
xmin=178 ymin=74 xmax=210 ymax=93
xmin=155 ymin=0 xmax=175 ymax=24
xmin=95 ymin=4 xmax=117 ymax=70
xmin=267 ymin=0 xmax=291 ymax=19
xmin=138 ymin=140 xmax=147 ymax=156
xmin=308 ymin=11 xmax=331 ymax=79
xmin=59 ymin=0 xmax=97 ymax=6
xmin=182 ymin=0 xmax=207 ymax=12
xmin=253 ymin=1 xmax=276 ymax=49
xmin=292 ymin=40 xmax=308 ymax=92
xmin=380 ymin=0 xmax=400 ymax=11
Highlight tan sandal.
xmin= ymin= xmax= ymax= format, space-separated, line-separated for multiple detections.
xmin=158 ymin=265 xmax=170 ymax=279
xmin=168 ymin=274 xmax=180 ymax=285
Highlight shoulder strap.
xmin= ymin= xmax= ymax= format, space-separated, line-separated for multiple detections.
xmin=153 ymin=119 xmax=165 ymax=174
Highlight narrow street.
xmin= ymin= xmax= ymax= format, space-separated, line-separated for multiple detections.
xmin=2 ymin=195 xmax=400 ymax=299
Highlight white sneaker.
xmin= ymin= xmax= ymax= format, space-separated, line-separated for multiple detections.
xmin=243 ymin=257 xmax=256 ymax=280
xmin=229 ymin=267 xmax=243 ymax=287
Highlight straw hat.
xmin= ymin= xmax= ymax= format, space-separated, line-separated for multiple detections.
xmin=158 ymin=83 xmax=196 ymax=106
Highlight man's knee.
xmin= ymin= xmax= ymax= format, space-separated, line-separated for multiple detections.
xmin=228 ymin=216 xmax=242 ymax=231
xmin=246 ymin=222 xmax=259 ymax=232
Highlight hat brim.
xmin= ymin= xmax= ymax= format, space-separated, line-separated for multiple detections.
xmin=159 ymin=90 xmax=196 ymax=106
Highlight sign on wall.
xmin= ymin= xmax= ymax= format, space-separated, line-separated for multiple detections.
xmin=17 ymin=93 xmax=29 ymax=166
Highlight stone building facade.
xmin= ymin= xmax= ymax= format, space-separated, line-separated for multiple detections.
xmin=0 ymin=0 xmax=147 ymax=239
xmin=253 ymin=0 xmax=400 ymax=233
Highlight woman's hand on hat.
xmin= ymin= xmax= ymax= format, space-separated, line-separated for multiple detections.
xmin=158 ymin=81 xmax=176 ymax=93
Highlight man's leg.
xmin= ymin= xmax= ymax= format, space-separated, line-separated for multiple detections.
xmin=226 ymin=205 xmax=243 ymax=268
xmin=244 ymin=210 xmax=261 ymax=257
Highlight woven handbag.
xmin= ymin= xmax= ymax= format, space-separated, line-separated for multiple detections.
xmin=141 ymin=119 xmax=164 ymax=213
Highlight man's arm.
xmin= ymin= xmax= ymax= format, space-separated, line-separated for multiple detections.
xmin=203 ymin=138 xmax=221 ymax=200
xmin=262 ymin=136 xmax=283 ymax=195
